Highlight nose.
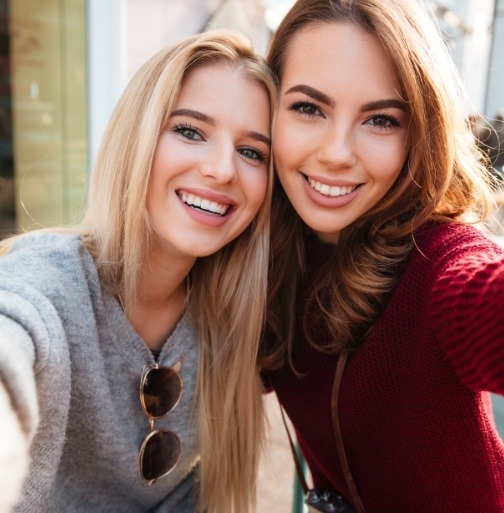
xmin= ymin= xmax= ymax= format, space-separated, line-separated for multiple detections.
xmin=316 ymin=122 xmax=356 ymax=169
xmin=199 ymin=142 xmax=237 ymax=183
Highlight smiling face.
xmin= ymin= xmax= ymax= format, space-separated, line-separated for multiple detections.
xmin=147 ymin=62 xmax=271 ymax=262
xmin=273 ymin=22 xmax=410 ymax=244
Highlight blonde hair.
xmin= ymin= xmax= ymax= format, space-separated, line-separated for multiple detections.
xmin=2 ymin=29 xmax=276 ymax=513
xmin=262 ymin=0 xmax=495 ymax=367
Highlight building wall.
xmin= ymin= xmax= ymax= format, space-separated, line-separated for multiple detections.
xmin=486 ymin=0 xmax=504 ymax=117
xmin=2 ymin=0 xmax=87 ymax=235
xmin=88 ymin=0 xmax=268 ymax=167
xmin=1 ymin=0 xmax=503 ymax=235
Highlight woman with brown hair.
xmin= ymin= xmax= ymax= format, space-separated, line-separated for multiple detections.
xmin=261 ymin=1 xmax=504 ymax=512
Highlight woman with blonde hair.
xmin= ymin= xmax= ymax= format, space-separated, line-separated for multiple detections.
xmin=261 ymin=1 xmax=504 ymax=512
xmin=0 ymin=29 xmax=274 ymax=513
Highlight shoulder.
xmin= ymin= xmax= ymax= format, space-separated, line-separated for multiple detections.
xmin=3 ymin=231 xmax=92 ymax=270
xmin=409 ymin=222 xmax=504 ymax=323
xmin=414 ymin=221 xmax=501 ymax=251
xmin=0 ymin=231 xmax=101 ymax=373
xmin=411 ymin=222 xmax=503 ymax=270
xmin=397 ymin=222 xmax=504 ymax=306
xmin=0 ymin=231 xmax=99 ymax=298
xmin=7 ymin=230 xmax=83 ymax=256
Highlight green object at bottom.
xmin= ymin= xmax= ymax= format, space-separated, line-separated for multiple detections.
xmin=292 ymin=445 xmax=307 ymax=513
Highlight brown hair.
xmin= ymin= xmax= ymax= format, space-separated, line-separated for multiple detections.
xmin=261 ymin=0 xmax=494 ymax=369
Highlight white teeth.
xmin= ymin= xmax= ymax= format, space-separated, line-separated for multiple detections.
xmin=179 ymin=192 xmax=229 ymax=215
xmin=307 ymin=178 xmax=357 ymax=197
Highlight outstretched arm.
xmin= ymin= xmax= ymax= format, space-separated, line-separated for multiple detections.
xmin=430 ymin=238 xmax=504 ymax=394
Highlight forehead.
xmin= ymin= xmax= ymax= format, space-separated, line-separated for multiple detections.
xmin=178 ymin=61 xmax=268 ymax=105
xmin=282 ymin=22 xmax=402 ymax=96
xmin=173 ymin=61 xmax=271 ymax=131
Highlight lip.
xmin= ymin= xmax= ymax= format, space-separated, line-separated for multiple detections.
xmin=305 ymin=174 xmax=359 ymax=188
xmin=177 ymin=187 xmax=236 ymax=207
xmin=301 ymin=172 xmax=361 ymax=208
xmin=176 ymin=187 xmax=237 ymax=228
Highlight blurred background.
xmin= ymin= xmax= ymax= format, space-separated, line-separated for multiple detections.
xmin=0 ymin=0 xmax=502 ymax=237
xmin=0 ymin=1 xmax=501 ymax=511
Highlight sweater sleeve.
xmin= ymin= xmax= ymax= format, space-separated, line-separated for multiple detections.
xmin=429 ymin=230 xmax=504 ymax=394
xmin=0 ymin=235 xmax=77 ymax=511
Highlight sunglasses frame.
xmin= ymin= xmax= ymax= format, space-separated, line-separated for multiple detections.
xmin=138 ymin=363 xmax=183 ymax=485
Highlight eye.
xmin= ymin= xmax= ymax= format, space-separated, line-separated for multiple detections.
xmin=238 ymin=146 xmax=268 ymax=163
xmin=288 ymin=101 xmax=323 ymax=118
xmin=173 ymin=124 xmax=203 ymax=141
xmin=365 ymin=114 xmax=400 ymax=129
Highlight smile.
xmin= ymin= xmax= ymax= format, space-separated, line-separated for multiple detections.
xmin=307 ymin=177 xmax=357 ymax=197
xmin=178 ymin=191 xmax=230 ymax=216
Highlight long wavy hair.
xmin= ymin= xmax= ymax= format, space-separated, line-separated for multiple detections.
xmin=2 ymin=30 xmax=276 ymax=513
xmin=261 ymin=0 xmax=495 ymax=369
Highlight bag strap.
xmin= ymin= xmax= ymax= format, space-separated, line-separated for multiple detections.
xmin=279 ymin=350 xmax=367 ymax=513
xmin=331 ymin=351 xmax=366 ymax=513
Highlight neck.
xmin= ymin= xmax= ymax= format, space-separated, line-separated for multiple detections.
xmin=126 ymin=252 xmax=195 ymax=351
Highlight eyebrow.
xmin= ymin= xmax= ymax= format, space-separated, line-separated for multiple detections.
xmin=361 ymin=99 xmax=407 ymax=112
xmin=285 ymin=85 xmax=334 ymax=107
xmin=246 ymin=131 xmax=271 ymax=146
xmin=170 ymin=108 xmax=271 ymax=146
xmin=170 ymin=108 xmax=216 ymax=126
xmin=284 ymin=85 xmax=407 ymax=113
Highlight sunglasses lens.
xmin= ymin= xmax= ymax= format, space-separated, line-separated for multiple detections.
xmin=140 ymin=429 xmax=181 ymax=481
xmin=141 ymin=367 xmax=182 ymax=418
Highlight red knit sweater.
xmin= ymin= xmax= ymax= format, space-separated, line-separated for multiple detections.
xmin=267 ymin=223 xmax=504 ymax=513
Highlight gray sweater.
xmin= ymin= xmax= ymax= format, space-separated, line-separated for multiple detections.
xmin=0 ymin=232 xmax=200 ymax=512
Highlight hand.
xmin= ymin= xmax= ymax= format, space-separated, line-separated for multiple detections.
xmin=0 ymin=380 xmax=29 ymax=513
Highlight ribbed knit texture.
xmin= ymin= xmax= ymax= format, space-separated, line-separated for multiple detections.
xmin=269 ymin=223 xmax=504 ymax=513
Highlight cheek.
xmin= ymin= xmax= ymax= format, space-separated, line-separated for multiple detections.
xmin=363 ymin=139 xmax=408 ymax=179
xmin=151 ymin=132 xmax=171 ymax=170
xmin=243 ymin=171 xmax=269 ymax=212
xmin=385 ymin=146 xmax=408 ymax=182
xmin=272 ymin=115 xmax=297 ymax=167
xmin=273 ymin=115 xmax=320 ymax=172
xmin=146 ymin=160 xmax=168 ymax=206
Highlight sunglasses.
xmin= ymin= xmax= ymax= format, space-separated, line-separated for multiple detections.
xmin=138 ymin=363 xmax=183 ymax=485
